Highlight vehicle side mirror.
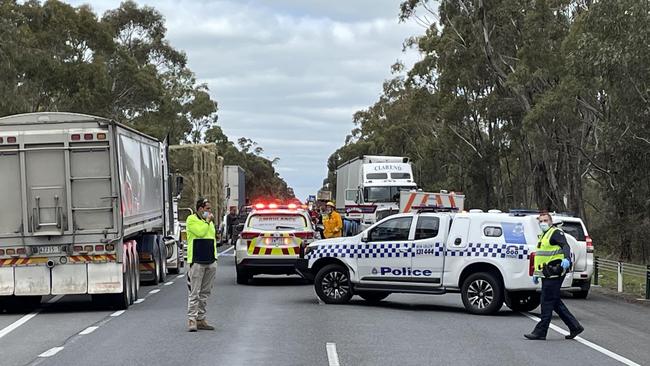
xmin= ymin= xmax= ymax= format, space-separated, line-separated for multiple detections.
xmin=174 ymin=176 xmax=184 ymax=196
xmin=361 ymin=231 xmax=369 ymax=243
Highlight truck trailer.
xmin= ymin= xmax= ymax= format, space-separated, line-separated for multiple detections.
xmin=0 ymin=112 xmax=181 ymax=309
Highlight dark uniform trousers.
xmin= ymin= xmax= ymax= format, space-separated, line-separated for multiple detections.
xmin=533 ymin=276 xmax=582 ymax=336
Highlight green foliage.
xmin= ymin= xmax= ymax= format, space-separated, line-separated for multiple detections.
xmin=329 ymin=0 xmax=650 ymax=262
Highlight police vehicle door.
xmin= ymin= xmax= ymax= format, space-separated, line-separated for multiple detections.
xmin=411 ymin=214 xmax=447 ymax=286
xmin=357 ymin=216 xmax=415 ymax=283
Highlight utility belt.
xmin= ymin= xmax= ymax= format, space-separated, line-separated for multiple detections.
xmin=540 ymin=259 xmax=565 ymax=278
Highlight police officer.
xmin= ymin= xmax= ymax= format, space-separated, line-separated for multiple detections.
xmin=525 ymin=212 xmax=584 ymax=340
xmin=186 ymin=198 xmax=218 ymax=332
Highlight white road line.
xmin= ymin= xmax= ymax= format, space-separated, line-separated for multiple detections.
xmin=149 ymin=289 xmax=161 ymax=294
xmin=523 ymin=313 xmax=642 ymax=366
xmin=110 ymin=310 xmax=125 ymax=317
xmin=164 ymin=281 xmax=174 ymax=286
xmin=218 ymin=246 xmax=234 ymax=257
xmin=134 ymin=298 xmax=145 ymax=304
xmin=38 ymin=346 xmax=64 ymax=358
xmin=79 ymin=326 xmax=98 ymax=335
xmin=176 ymin=274 xmax=184 ymax=279
xmin=0 ymin=295 xmax=64 ymax=339
xmin=326 ymin=343 xmax=340 ymax=366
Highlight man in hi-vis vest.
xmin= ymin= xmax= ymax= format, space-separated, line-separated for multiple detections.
xmin=186 ymin=198 xmax=218 ymax=332
xmin=525 ymin=212 xmax=584 ymax=340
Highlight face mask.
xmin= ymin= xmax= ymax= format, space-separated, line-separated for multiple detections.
xmin=202 ymin=211 xmax=209 ymax=219
xmin=539 ymin=222 xmax=550 ymax=232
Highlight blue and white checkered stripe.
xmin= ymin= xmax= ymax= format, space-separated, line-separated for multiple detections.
xmin=307 ymin=242 xmax=529 ymax=260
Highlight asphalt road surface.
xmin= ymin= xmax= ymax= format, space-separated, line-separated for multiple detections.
xmin=1 ymin=246 xmax=648 ymax=366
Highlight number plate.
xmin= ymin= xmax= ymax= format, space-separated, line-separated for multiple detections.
xmin=37 ymin=246 xmax=61 ymax=254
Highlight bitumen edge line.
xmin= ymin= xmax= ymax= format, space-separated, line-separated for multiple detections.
xmin=326 ymin=343 xmax=340 ymax=366
xmin=522 ymin=312 xmax=642 ymax=366
xmin=0 ymin=295 xmax=64 ymax=339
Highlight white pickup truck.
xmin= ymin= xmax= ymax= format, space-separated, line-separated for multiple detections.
xmin=297 ymin=209 xmax=587 ymax=314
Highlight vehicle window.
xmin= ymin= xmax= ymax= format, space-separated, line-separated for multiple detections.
xmin=363 ymin=186 xmax=415 ymax=203
xmin=560 ymin=222 xmax=586 ymax=241
xmin=391 ymin=173 xmax=411 ymax=179
xmin=369 ymin=217 xmax=412 ymax=242
xmin=484 ymin=226 xmax=503 ymax=237
xmin=345 ymin=190 xmax=358 ymax=202
xmin=415 ymin=216 xmax=440 ymax=240
xmin=366 ymin=173 xmax=388 ymax=179
xmin=247 ymin=214 xmax=306 ymax=231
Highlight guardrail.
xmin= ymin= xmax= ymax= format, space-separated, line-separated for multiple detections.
xmin=594 ymin=257 xmax=650 ymax=300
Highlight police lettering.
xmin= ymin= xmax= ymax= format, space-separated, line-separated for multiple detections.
xmin=380 ymin=267 xmax=432 ymax=276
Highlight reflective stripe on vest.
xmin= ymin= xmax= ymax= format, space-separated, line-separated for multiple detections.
xmin=533 ymin=227 xmax=565 ymax=278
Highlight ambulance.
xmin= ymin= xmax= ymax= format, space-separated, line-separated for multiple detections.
xmin=296 ymin=208 xmax=586 ymax=315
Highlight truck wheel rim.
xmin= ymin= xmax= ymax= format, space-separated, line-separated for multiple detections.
xmin=322 ymin=271 xmax=349 ymax=299
xmin=467 ymin=279 xmax=493 ymax=309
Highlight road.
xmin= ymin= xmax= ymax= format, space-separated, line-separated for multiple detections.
xmin=1 ymin=246 xmax=648 ymax=366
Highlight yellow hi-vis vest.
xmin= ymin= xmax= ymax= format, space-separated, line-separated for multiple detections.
xmin=533 ymin=227 xmax=565 ymax=278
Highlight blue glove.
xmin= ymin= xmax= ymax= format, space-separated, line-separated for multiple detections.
xmin=532 ymin=276 xmax=540 ymax=285
xmin=561 ymin=258 xmax=571 ymax=270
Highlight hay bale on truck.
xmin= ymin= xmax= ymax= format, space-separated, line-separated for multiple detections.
xmin=169 ymin=144 xmax=225 ymax=223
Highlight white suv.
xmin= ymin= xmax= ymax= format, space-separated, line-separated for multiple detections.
xmin=553 ymin=214 xmax=594 ymax=298
xmin=235 ymin=204 xmax=317 ymax=284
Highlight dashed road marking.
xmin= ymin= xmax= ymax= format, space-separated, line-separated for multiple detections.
xmin=218 ymin=246 xmax=234 ymax=257
xmin=79 ymin=326 xmax=98 ymax=335
xmin=176 ymin=274 xmax=184 ymax=279
xmin=0 ymin=295 xmax=64 ymax=339
xmin=149 ymin=289 xmax=161 ymax=294
xmin=134 ymin=298 xmax=145 ymax=304
xmin=523 ymin=313 xmax=641 ymax=366
xmin=164 ymin=281 xmax=174 ymax=286
xmin=38 ymin=346 xmax=64 ymax=358
xmin=326 ymin=343 xmax=340 ymax=366
xmin=110 ymin=310 xmax=125 ymax=317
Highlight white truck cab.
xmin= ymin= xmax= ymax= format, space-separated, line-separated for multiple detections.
xmin=297 ymin=209 xmax=585 ymax=315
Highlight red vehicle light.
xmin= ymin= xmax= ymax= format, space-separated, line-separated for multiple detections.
xmin=73 ymin=245 xmax=83 ymax=252
xmin=0 ymin=249 xmax=5 ymax=255
xmin=586 ymin=236 xmax=594 ymax=253
xmin=240 ymin=232 xmax=259 ymax=240
xmin=288 ymin=203 xmax=298 ymax=209
xmin=84 ymin=133 xmax=93 ymax=140
xmin=294 ymin=232 xmax=314 ymax=239
xmin=7 ymin=136 xmax=16 ymax=143
xmin=529 ymin=252 xmax=536 ymax=276
xmin=0 ymin=137 xmax=3 ymax=143
xmin=268 ymin=203 xmax=278 ymax=209
xmin=6 ymin=249 xmax=16 ymax=255
xmin=95 ymin=245 xmax=105 ymax=252
xmin=16 ymin=248 xmax=26 ymax=255
xmin=254 ymin=203 xmax=265 ymax=210
xmin=71 ymin=134 xmax=81 ymax=141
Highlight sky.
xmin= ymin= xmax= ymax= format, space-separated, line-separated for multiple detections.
xmin=68 ymin=0 xmax=424 ymax=200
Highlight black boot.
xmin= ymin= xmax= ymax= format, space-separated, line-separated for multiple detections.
xmin=565 ymin=326 xmax=584 ymax=339
xmin=524 ymin=333 xmax=546 ymax=340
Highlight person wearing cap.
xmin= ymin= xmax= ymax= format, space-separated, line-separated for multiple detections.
xmin=322 ymin=201 xmax=343 ymax=239
xmin=186 ymin=198 xmax=218 ymax=332
xmin=525 ymin=212 xmax=584 ymax=340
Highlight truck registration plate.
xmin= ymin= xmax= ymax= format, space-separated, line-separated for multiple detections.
xmin=38 ymin=246 xmax=60 ymax=254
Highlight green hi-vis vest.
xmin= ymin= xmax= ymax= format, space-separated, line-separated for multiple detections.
xmin=533 ymin=227 xmax=565 ymax=278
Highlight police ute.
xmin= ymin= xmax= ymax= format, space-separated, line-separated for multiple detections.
xmin=235 ymin=203 xmax=317 ymax=284
xmin=296 ymin=208 xmax=586 ymax=315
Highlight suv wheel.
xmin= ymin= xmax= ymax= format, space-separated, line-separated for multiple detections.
xmin=314 ymin=264 xmax=352 ymax=304
xmin=461 ymin=272 xmax=504 ymax=315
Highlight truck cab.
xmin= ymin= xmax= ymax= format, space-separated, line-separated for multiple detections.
xmin=297 ymin=209 xmax=586 ymax=315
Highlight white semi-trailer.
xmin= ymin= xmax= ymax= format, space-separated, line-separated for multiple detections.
xmin=0 ymin=112 xmax=181 ymax=309
xmin=335 ymin=155 xmax=417 ymax=227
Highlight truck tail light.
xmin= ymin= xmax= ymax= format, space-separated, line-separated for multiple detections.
xmin=84 ymin=245 xmax=93 ymax=252
xmin=240 ymin=232 xmax=258 ymax=240
xmin=586 ymin=236 xmax=594 ymax=253
xmin=7 ymin=136 xmax=16 ymax=143
xmin=294 ymin=232 xmax=314 ymax=240
xmin=529 ymin=252 xmax=536 ymax=276
xmin=95 ymin=245 xmax=105 ymax=252
xmin=96 ymin=133 xmax=107 ymax=140
xmin=6 ymin=249 xmax=16 ymax=255
xmin=16 ymin=248 xmax=26 ymax=255
xmin=71 ymin=134 xmax=81 ymax=141
xmin=0 ymin=249 xmax=5 ymax=256
xmin=0 ymin=137 xmax=3 ymax=143
xmin=84 ymin=133 xmax=93 ymax=140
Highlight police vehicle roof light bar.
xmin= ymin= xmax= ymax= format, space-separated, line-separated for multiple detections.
xmin=415 ymin=206 xmax=459 ymax=213
xmin=509 ymin=209 xmax=540 ymax=216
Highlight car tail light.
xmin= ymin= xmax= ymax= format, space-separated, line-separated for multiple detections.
xmin=240 ymin=232 xmax=259 ymax=240
xmin=84 ymin=245 xmax=93 ymax=252
xmin=7 ymin=136 xmax=17 ymax=143
xmin=71 ymin=134 xmax=81 ymax=141
xmin=16 ymin=248 xmax=26 ymax=255
xmin=95 ymin=245 xmax=105 ymax=252
xmin=0 ymin=249 xmax=5 ymax=255
xmin=529 ymin=252 xmax=536 ymax=276
xmin=96 ymin=133 xmax=107 ymax=140
xmin=586 ymin=236 xmax=593 ymax=253
xmin=6 ymin=249 xmax=16 ymax=255
xmin=294 ymin=232 xmax=314 ymax=239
